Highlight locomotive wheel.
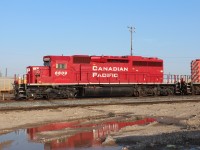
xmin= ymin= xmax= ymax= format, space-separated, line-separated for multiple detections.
xmin=167 ymin=89 xmax=173 ymax=96
xmin=74 ymin=92 xmax=78 ymax=98
xmin=44 ymin=94 xmax=49 ymax=100
xmin=156 ymin=89 xmax=162 ymax=96
xmin=26 ymin=93 xmax=36 ymax=100
xmin=140 ymin=90 xmax=146 ymax=97
xmin=133 ymin=91 xmax=140 ymax=97
xmin=67 ymin=91 xmax=77 ymax=98
xmin=152 ymin=91 xmax=156 ymax=96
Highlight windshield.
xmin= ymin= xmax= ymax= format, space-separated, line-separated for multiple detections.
xmin=43 ymin=57 xmax=51 ymax=67
xmin=44 ymin=61 xmax=50 ymax=66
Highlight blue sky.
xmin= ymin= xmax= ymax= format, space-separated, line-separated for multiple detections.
xmin=0 ymin=0 xmax=200 ymax=76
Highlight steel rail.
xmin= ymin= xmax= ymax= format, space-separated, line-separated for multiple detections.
xmin=0 ymin=95 xmax=200 ymax=111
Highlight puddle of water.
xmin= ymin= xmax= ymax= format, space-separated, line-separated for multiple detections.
xmin=0 ymin=118 xmax=155 ymax=150
xmin=0 ymin=130 xmax=43 ymax=150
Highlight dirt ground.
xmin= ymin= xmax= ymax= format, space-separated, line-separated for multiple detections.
xmin=1 ymin=101 xmax=200 ymax=149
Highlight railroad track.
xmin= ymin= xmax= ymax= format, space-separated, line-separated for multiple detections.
xmin=0 ymin=95 xmax=200 ymax=111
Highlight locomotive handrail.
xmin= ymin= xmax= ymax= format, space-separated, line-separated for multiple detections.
xmin=163 ymin=74 xmax=191 ymax=84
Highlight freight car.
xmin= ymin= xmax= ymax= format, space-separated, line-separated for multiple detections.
xmin=0 ymin=77 xmax=14 ymax=100
xmin=0 ymin=77 xmax=14 ymax=93
xmin=14 ymin=55 xmax=194 ymax=100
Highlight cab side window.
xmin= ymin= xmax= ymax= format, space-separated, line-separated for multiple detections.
xmin=56 ymin=63 xmax=66 ymax=69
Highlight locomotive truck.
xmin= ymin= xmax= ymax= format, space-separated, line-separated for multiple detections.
xmin=14 ymin=55 xmax=199 ymax=100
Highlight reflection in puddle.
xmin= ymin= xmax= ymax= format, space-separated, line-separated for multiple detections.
xmin=28 ymin=118 xmax=155 ymax=149
xmin=0 ymin=117 xmax=155 ymax=150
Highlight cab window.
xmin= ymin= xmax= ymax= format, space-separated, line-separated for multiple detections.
xmin=56 ymin=63 xmax=66 ymax=69
xmin=43 ymin=57 xmax=51 ymax=66
xmin=44 ymin=61 xmax=50 ymax=66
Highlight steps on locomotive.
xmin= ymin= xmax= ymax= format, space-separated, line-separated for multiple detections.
xmin=175 ymin=82 xmax=192 ymax=95
xmin=175 ymin=82 xmax=180 ymax=94
xmin=18 ymin=84 xmax=26 ymax=93
xmin=15 ymin=84 xmax=27 ymax=99
xmin=186 ymin=83 xmax=192 ymax=94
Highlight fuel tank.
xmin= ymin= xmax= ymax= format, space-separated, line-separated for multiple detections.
xmin=84 ymin=86 xmax=133 ymax=97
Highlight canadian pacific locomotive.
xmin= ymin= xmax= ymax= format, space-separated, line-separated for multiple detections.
xmin=14 ymin=55 xmax=200 ymax=99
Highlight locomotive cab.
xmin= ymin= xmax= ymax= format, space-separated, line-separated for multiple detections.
xmin=26 ymin=56 xmax=71 ymax=85
xmin=26 ymin=56 xmax=52 ymax=84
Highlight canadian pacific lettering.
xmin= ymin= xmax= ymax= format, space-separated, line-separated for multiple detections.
xmin=92 ymin=66 xmax=128 ymax=78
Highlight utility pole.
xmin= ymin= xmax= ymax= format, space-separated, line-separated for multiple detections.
xmin=127 ymin=26 xmax=135 ymax=56
xmin=5 ymin=68 xmax=7 ymax=77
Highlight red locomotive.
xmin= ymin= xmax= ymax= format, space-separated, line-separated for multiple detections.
xmin=14 ymin=54 xmax=196 ymax=99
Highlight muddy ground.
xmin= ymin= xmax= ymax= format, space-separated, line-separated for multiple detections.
xmin=1 ymin=100 xmax=200 ymax=149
